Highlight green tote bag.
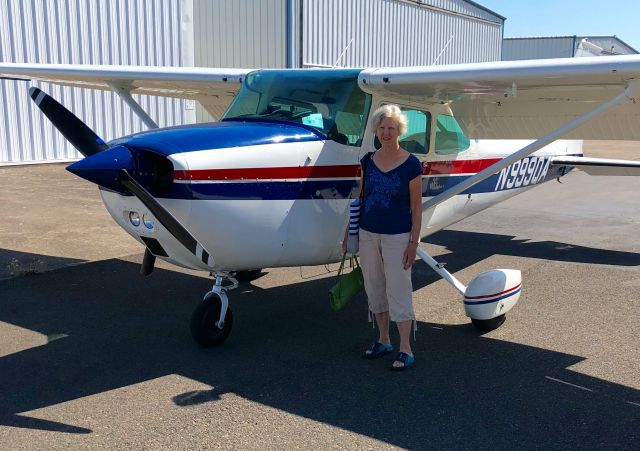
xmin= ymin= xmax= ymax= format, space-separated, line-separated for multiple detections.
xmin=328 ymin=253 xmax=364 ymax=311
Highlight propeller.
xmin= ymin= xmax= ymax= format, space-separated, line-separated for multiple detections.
xmin=29 ymin=87 xmax=109 ymax=156
xmin=29 ymin=87 xmax=215 ymax=273
xmin=118 ymin=169 xmax=214 ymax=267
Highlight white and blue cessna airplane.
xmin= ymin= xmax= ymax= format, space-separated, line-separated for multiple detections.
xmin=2 ymin=55 xmax=640 ymax=346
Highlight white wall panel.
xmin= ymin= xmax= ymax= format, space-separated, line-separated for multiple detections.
xmin=503 ymin=37 xmax=575 ymax=61
xmin=193 ymin=0 xmax=287 ymax=122
xmin=0 ymin=0 xmax=191 ymax=165
xmin=193 ymin=0 xmax=286 ymax=68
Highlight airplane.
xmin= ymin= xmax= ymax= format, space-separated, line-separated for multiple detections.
xmin=1 ymin=55 xmax=640 ymax=347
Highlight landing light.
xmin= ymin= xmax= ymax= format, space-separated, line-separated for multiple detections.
xmin=129 ymin=211 xmax=140 ymax=227
xmin=143 ymin=214 xmax=154 ymax=230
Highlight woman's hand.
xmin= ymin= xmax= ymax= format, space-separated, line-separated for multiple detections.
xmin=402 ymin=242 xmax=418 ymax=270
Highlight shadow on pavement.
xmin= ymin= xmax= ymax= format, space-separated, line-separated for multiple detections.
xmin=428 ymin=230 xmax=640 ymax=269
xmin=0 ymin=249 xmax=85 ymax=281
xmin=1 ymin=231 xmax=639 ymax=447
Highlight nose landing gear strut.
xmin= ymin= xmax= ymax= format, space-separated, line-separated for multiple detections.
xmin=190 ymin=272 xmax=238 ymax=347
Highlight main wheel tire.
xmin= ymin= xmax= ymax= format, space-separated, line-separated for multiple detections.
xmin=471 ymin=314 xmax=506 ymax=331
xmin=233 ymin=269 xmax=263 ymax=282
xmin=190 ymin=297 xmax=233 ymax=347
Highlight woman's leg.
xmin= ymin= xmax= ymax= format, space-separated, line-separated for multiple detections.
xmin=379 ymin=232 xmax=415 ymax=366
xmin=374 ymin=311 xmax=390 ymax=345
xmin=395 ymin=320 xmax=413 ymax=356
xmin=359 ymin=230 xmax=390 ymax=346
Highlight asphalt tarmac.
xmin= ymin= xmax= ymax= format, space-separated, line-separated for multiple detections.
xmin=1 ymin=144 xmax=638 ymax=449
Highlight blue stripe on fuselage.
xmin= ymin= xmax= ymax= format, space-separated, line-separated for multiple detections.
xmin=154 ymin=165 xmax=565 ymax=200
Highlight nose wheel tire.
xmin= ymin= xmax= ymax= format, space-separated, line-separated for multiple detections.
xmin=190 ymin=296 xmax=233 ymax=347
xmin=471 ymin=314 xmax=506 ymax=331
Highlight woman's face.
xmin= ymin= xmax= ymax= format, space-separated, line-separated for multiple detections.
xmin=375 ymin=116 xmax=401 ymax=146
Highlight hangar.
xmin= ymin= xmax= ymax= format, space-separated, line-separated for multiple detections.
xmin=0 ymin=0 xmax=504 ymax=165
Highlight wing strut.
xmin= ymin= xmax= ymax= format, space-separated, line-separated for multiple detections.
xmin=415 ymin=247 xmax=466 ymax=295
xmin=422 ymin=80 xmax=640 ymax=212
xmin=107 ymin=81 xmax=158 ymax=129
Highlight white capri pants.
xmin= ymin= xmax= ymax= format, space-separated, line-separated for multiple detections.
xmin=359 ymin=229 xmax=415 ymax=323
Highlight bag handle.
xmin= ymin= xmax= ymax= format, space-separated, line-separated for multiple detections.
xmin=337 ymin=252 xmax=360 ymax=277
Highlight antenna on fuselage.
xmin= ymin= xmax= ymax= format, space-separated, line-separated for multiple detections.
xmin=431 ymin=34 xmax=455 ymax=65
xmin=333 ymin=37 xmax=354 ymax=68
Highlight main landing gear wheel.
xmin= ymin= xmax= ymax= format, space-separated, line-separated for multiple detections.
xmin=471 ymin=314 xmax=506 ymax=331
xmin=190 ymin=296 xmax=233 ymax=347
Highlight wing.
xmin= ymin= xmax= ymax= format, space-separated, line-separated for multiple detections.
xmin=359 ymin=55 xmax=640 ymax=140
xmin=551 ymin=156 xmax=640 ymax=176
xmin=0 ymin=63 xmax=252 ymax=119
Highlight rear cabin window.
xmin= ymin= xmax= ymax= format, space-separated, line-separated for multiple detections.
xmin=434 ymin=115 xmax=470 ymax=155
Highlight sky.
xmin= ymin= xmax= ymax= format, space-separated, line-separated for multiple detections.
xmin=477 ymin=0 xmax=640 ymax=52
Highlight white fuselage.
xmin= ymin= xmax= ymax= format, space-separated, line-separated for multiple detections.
xmin=100 ymin=135 xmax=581 ymax=272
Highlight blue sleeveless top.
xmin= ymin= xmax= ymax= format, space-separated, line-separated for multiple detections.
xmin=359 ymin=153 xmax=423 ymax=234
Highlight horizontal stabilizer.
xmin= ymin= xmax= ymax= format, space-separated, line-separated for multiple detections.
xmin=551 ymin=156 xmax=640 ymax=176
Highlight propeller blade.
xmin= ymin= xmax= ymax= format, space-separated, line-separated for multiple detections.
xmin=29 ymin=87 xmax=109 ymax=156
xmin=118 ymin=169 xmax=215 ymax=268
xmin=140 ymin=248 xmax=156 ymax=276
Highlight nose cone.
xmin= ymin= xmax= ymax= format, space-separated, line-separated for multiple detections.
xmin=66 ymin=145 xmax=134 ymax=193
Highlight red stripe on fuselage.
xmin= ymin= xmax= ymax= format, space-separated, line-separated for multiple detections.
xmin=424 ymin=158 xmax=501 ymax=175
xmin=173 ymin=158 xmax=503 ymax=181
xmin=173 ymin=166 xmax=360 ymax=181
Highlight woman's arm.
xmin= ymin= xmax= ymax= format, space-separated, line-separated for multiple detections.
xmin=402 ymin=174 xmax=423 ymax=269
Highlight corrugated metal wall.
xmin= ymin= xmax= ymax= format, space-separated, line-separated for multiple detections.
xmin=0 ymin=0 xmax=190 ymax=165
xmin=192 ymin=0 xmax=503 ymax=122
xmin=3 ymin=0 xmax=504 ymax=162
xmin=192 ymin=0 xmax=287 ymax=122
xmin=502 ymin=36 xmax=638 ymax=61
xmin=194 ymin=0 xmax=286 ymax=68
xmin=302 ymin=0 xmax=503 ymax=68
xmin=503 ymin=37 xmax=576 ymax=61
xmin=192 ymin=0 xmax=503 ymax=71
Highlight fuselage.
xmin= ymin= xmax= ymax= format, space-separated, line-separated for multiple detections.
xmin=76 ymin=69 xmax=582 ymax=272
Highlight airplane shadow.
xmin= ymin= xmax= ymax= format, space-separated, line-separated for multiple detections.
xmin=0 ymin=248 xmax=85 ymax=281
xmin=1 ymin=238 xmax=638 ymax=447
xmin=424 ymin=229 xmax=640 ymax=272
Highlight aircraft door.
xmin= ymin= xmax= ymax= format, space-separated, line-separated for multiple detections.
xmin=398 ymin=108 xmax=431 ymax=161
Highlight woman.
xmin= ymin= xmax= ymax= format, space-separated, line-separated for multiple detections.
xmin=343 ymin=104 xmax=423 ymax=370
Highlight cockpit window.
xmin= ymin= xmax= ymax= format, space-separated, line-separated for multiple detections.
xmin=223 ymin=69 xmax=371 ymax=146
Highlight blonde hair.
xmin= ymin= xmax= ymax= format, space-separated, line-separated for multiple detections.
xmin=370 ymin=104 xmax=408 ymax=135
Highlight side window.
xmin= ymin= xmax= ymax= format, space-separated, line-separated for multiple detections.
xmin=332 ymin=111 xmax=367 ymax=146
xmin=399 ymin=109 xmax=430 ymax=155
xmin=434 ymin=115 xmax=470 ymax=155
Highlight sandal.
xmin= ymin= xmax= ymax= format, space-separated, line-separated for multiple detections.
xmin=390 ymin=352 xmax=415 ymax=371
xmin=362 ymin=342 xmax=393 ymax=359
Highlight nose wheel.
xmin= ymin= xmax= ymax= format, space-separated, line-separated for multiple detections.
xmin=190 ymin=273 xmax=237 ymax=347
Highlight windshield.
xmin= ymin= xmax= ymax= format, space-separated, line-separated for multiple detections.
xmin=223 ymin=69 xmax=371 ymax=146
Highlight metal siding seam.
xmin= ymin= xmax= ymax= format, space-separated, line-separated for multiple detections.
xmin=259 ymin=0 xmax=266 ymax=66
xmin=21 ymin=1 xmax=38 ymax=160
